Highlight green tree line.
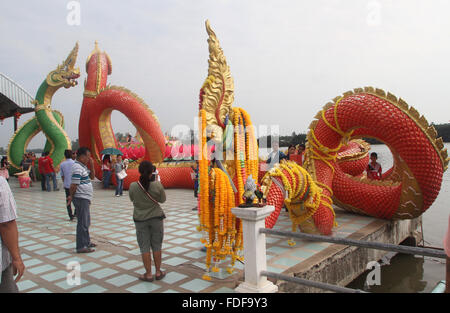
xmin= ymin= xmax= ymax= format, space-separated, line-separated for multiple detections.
xmin=258 ymin=123 xmax=450 ymax=147
xmin=2 ymin=124 xmax=450 ymax=155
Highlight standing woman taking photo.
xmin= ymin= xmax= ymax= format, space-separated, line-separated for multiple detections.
xmin=129 ymin=161 xmax=167 ymax=282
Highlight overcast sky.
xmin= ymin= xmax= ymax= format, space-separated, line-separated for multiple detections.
xmin=1 ymin=0 xmax=450 ymax=149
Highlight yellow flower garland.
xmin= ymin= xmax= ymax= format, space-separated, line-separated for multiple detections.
xmin=267 ymin=161 xmax=329 ymax=243
xmin=239 ymin=108 xmax=259 ymax=184
xmin=198 ymin=106 xmax=258 ymax=279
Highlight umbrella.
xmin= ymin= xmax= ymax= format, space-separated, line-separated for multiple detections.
xmin=100 ymin=148 xmax=123 ymax=156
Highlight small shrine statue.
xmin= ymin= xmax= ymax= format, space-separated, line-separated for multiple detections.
xmin=243 ymin=174 xmax=257 ymax=205
xmin=240 ymin=175 xmax=265 ymax=207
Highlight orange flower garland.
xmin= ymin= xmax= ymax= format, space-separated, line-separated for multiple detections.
xmin=198 ymin=109 xmax=213 ymax=277
xmin=233 ymin=108 xmax=245 ymax=204
xmin=239 ymin=108 xmax=259 ymax=191
xmin=198 ymin=107 xmax=257 ymax=279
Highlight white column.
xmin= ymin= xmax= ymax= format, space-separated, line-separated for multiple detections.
xmin=231 ymin=205 xmax=278 ymax=293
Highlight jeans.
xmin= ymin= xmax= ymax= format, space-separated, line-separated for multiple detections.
xmin=73 ymin=198 xmax=91 ymax=251
xmin=115 ymin=175 xmax=124 ymax=196
xmin=103 ymin=170 xmax=111 ymax=188
xmin=29 ymin=168 xmax=36 ymax=181
xmin=64 ymin=188 xmax=76 ymax=219
xmin=40 ymin=173 xmax=46 ymax=191
xmin=194 ymin=180 xmax=199 ymax=198
xmin=45 ymin=172 xmax=58 ymax=191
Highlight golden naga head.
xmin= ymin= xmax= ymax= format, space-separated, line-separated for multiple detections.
xmin=199 ymin=20 xmax=235 ymax=142
xmin=46 ymin=42 xmax=80 ymax=88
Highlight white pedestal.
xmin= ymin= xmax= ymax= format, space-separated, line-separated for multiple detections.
xmin=235 ymin=281 xmax=279 ymax=293
xmin=231 ymin=205 xmax=278 ymax=293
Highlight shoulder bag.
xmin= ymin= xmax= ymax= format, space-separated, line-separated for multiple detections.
xmin=137 ymin=181 xmax=158 ymax=204
xmin=136 ymin=181 xmax=166 ymax=219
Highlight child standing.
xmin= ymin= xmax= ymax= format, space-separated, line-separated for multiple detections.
xmin=366 ymin=152 xmax=382 ymax=180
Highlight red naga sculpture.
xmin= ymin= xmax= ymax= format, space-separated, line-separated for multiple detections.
xmin=79 ymin=42 xmax=194 ymax=189
xmin=261 ymin=89 xmax=448 ymax=235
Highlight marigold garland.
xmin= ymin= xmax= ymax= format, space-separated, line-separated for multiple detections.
xmin=233 ymin=108 xmax=245 ymax=205
xmin=266 ymin=160 xmax=334 ymax=244
xmin=198 ymin=106 xmax=257 ymax=280
xmin=239 ymin=108 xmax=259 ymax=194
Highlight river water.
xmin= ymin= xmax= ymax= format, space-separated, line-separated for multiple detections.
xmin=260 ymin=143 xmax=449 ymax=293
xmin=347 ymin=143 xmax=449 ymax=293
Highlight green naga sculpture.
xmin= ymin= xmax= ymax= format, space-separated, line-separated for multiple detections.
xmin=7 ymin=43 xmax=80 ymax=172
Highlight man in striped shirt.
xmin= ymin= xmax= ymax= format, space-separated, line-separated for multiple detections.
xmin=0 ymin=177 xmax=25 ymax=292
xmin=67 ymin=147 xmax=97 ymax=253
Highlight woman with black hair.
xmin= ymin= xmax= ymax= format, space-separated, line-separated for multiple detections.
xmin=129 ymin=161 xmax=167 ymax=282
xmin=101 ymin=154 xmax=112 ymax=189
xmin=0 ymin=156 xmax=9 ymax=181
xmin=287 ymin=144 xmax=296 ymax=160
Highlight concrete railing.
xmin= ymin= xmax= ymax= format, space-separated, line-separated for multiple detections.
xmin=232 ymin=205 xmax=448 ymax=293
xmin=231 ymin=205 xmax=278 ymax=293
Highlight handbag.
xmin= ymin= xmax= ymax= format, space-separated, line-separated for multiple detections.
xmin=117 ymin=169 xmax=127 ymax=180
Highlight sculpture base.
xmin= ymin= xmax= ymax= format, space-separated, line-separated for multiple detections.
xmin=238 ymin=203 xmax=266 ymax=208
xmin=235 ymin=281 xmax=278 ymax=293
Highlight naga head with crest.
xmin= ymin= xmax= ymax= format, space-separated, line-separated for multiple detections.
xmin=46 ymin=42 xmax=80 ymax=88
xmin=199 ymin=20 xmax=235 ymax=143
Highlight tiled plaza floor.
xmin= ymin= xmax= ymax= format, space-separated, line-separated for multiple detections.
xmin=9 ymin=177 xmax=377 ymax=293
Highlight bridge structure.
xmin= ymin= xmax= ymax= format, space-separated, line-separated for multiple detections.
xmin=0 ymin=72 xmax=34 ymax=131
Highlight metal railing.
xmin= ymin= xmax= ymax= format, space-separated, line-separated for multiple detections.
xmin=261 ymin=271 xmax=367 ymax=293
xmin=261 ymin=228 xmax=447 ymax=259
xmin=0 ymin=72 xmax=35 ymax=110
xmin=231 ymin=205 xmax=446 ymax=293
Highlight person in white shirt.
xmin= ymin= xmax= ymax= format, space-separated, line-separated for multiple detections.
xmin=0 ymin=177 xmax=25 ymax=292
xmin=60 ymin=150 xmax=76 ymax=221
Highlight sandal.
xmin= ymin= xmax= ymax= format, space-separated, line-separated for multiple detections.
xmin=155 ymin=271 xmax=166 ymax=281
xmin=77 ymin=247 xmax=95 ymax=253
xmin=88 ymin=243 xmax=97 ymax=248
xmin=138 ymin=274 xmax=154 ymax=282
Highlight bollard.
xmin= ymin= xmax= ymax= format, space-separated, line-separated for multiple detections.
xmin=231 ymin=205 xmax=278 ymax=293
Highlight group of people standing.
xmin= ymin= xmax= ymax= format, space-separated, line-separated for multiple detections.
xmin=20 ymin=153 xmax=37 ymax=183
xmin=67 ymin=148 xmax=167 ymax=281
xmin=266 ymin=142 xmax=306 ymax=169
xmin=37 ymin=152 xmax=59 ymax=192
xmin=71 ymin=149 xmax=167 ymax=280
xmin=101 ymin=154 xmax=127 ymax=197
xmin=0 ymin=142 xmax=169 ymax=292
